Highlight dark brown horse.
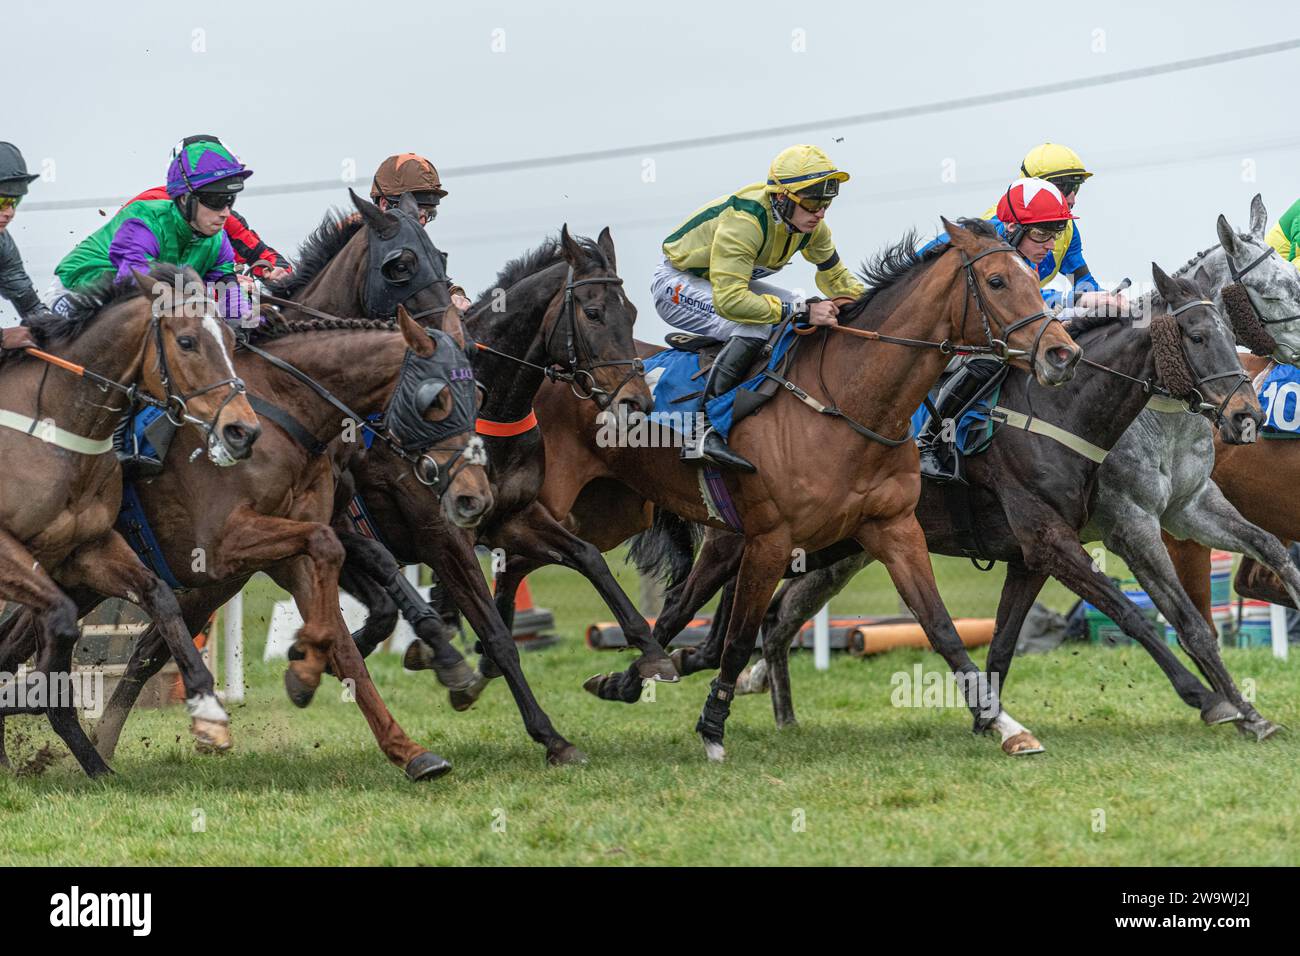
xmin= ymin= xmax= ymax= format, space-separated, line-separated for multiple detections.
xmin=0 ymin=266 xmax=259 ymax=776
xmin=330 ymin=228 xmax=650 ymax=765
xmin=495 ymin=218 xmax=1082 ymax=759
xmin=0 ymin=194 xmax=489 ymax=780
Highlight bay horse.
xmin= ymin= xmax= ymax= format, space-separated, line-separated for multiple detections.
xmin=0 ymin=193 xmax=493 ymax=780
xmin=330 ymin=227 xmax=651 ymax=765
xmin=0 ymin=266 xmax=259 ymax=776
xmin=502 ymin=218 xmax=1082 ymax=759
xmin=666 ymin=266 xmax=1264 ymax=747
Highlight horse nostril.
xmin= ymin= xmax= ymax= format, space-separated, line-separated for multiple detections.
xmin=222 ymin=421 xmax=260 ymax=453
xmin=456 ymin=494 xmax=485 ymax=516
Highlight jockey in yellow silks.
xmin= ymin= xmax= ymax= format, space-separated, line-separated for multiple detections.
xmin=652 ymin=144 xmax=864 ymax=472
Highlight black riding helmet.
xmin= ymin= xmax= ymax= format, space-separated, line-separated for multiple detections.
xmin=0 ymin=142 xmax=40 ymax=197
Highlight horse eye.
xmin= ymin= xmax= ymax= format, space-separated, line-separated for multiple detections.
xmin=988 ymin=275 xmax=1005 ymax=289
xmin=1190 ymin=333 xmax=1205 ymax=345
xmin=177 ymin=336 xmax=198 ymax=351
xmin=583 ymin=306 xmax=602 ymax=321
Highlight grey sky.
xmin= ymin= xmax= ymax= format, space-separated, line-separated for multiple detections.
xmin=5 ymin=0 xmax=1298 ymax=340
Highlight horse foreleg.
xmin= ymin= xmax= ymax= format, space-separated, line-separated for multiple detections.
xmin=498 ymin=502 xmax=676 ymax=683
xmin=92 ymin=588 xmax=228 ymax=761
xmin=268 ymin=558 xmax=449 ymax=781
xmin=1165 ymin=533 xmax=1215 ymax=629
xmin=857 ymin=514 xmax=1032 ymax=755
xmin=59 ymin=532 xmax=230 ymax=753
xmin=978 ymin=562 xmax=1049 ymax=748
xmin=212 ymin=505 xmax=345 ymax=708
xmin=430 ymin=524 xmax=585 ymax=765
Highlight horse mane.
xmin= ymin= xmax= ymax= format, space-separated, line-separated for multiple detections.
xmin=24 ymin=262 xmax=192 ymax=348
xmin=849 ymin=218 xmax=1000 ymax=314
xmin=470 ymin=233 xmax=610 ymax=311
xmin=249 ymin=315 xmax=397 ymax=342
xmin=269 ymin=209 xmax=366 ymax=298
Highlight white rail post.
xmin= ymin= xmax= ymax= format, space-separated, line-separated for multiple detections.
xmin=1270 ymin=602 xmax=1289 ymax=661
xmin=224 ymin=591 xmax=245 ymax=702
xmin=814 ymin=604 xmax=830 ymax=671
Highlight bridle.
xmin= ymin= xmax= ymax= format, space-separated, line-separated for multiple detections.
xmin=25 ymin=297 xmax=247 ymax=451
xmin=786 ymin=242 xmax=1067 ymax=447
xmin=1077 ymin=297 xmax=1251 ymax=426
xmin=475 ymin=265 xmax=645 ymax=404
xmin=1224 ymin=243 xmax=1300 ymax=363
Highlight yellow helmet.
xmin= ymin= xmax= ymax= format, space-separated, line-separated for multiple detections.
xmin=766 ymin=144 xmax=850 ymax=199
xmin=1020 ymin=143 xmax=1093 ymax=182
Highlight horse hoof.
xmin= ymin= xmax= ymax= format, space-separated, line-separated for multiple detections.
xmin=1237 ymin=718 xmax=1283 ymax=742
xmin=774 ymin=716 xmax=798 ymax=730
xmin=191 ymin=718 xmax=232 ymax=754
xmin=403 ymin=641 xmax=434 ymax=672
xmin=635 ymin=655 xmax=679 ymax=683
xmin=736 ymin=663 xmax=769 ymax=695
xmin=434 ymin=660 xmax=479 ymax=693
xmin=1001 ymin=731 xmax=1045 ymax=756
xmin=449 ymin=674 xmax=488 ymax=712
xmin=546 ymin=743 xmax=588 ymax=766
xmin=699 ymin=733 xmax=726 ymax=762
xmin=283 ymin=668 xmax=318 ymax=709
xmin=582 ymin=673 xmax=610 ymax=697
xmin=404 ymin=751 xmax=453 ymax=782
xmin=1201 ymin=698 xmax=1244 ymax=726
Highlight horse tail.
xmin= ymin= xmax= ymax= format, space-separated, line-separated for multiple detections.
xmin=627 ymin=506 xmax=701 ymax=587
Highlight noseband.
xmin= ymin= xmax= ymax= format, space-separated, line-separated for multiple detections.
xmin=1224 ymin=244 xmax=1300 ymax=363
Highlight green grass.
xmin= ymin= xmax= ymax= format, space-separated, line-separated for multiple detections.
xmin=1 ymin=552 xmax=1297 ymax=866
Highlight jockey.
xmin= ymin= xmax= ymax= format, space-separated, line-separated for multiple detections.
xmin=987 ymin=142 xmax=1126 ymax=313
xmin=0 ymin=142 xmax=53 ymax=322
xmin=916 ymin=177 xmax=1079 ymax=481
xmin=121 ymin=184 xmax=291 ymax=281
xmin=652 ymin=144 xmax=864 ymax=472
xmin=1265 ymin=197 xmax=1300 ymax=269
xmin=370 ymin=153 xmax=470 ymax=312
xmin=49 ymin=135 xmax=254 ymax=322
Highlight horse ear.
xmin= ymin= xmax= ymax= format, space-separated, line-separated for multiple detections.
xmin=939 ymin=216 xmax=978 ymax=255
xmin=442 ymin=303 xmax=466 ymax=349
xmin=131 ymin=268 xmax=162 ymax=304
xmin=397 ymin=304 xmax=435 ymax=358
xmin=1249 ymin=193 xmax=1268 ymax=241
xmin=1216 ymin=213 xmax=1242 ymax=258
xmin=350 ymin=187 xmax=398 ymax=239
xmin=397 ymin=191 xmax=420 ymax=219
xmin=559 ymin=224 xmax=584 ymax=267
xmin=1151 ymin=262 xmax=1177 ymax=301
xmin=596 ymin=226 xmax=617 ymax=271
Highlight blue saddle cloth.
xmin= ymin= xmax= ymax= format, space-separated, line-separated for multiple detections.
xmin=113 ymin=405 xmax=167 ymax=460
xmin=644 ymin=325 xmax=799 ymax=441
xmin=909 ymin=386 xmax=1002 ymax=455
xmin=1258 ymin=363 xmax=1300 ymax=436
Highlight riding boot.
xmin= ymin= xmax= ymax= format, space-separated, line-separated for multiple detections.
xmin=683 ymin=334 xmax=766 ymax=473
xmin=917 ymin=357 xmax=1003 ymax=482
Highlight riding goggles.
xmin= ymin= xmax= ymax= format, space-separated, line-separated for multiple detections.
xmin=1049 ymin=175 xmax=1087 ymax=197
xmin=195 ymin=191 xmax=236 ymax=211
xmin=0 ymin=195 xmax=21 ymax=211
xmin=1025 ymin=222 xmax=1067 ymax=243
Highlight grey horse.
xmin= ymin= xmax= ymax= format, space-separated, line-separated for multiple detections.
xmin=700 ymin=198 xmax=1300 ymax=747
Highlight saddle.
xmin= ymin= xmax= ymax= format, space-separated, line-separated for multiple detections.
xmin=662 ymin=321 xmax=801 ymax=428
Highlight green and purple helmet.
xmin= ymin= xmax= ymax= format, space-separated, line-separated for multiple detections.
xmin=166 ymin=135 xmax=252 ymax=198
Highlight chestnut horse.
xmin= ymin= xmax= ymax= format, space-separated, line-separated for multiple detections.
xmin=0 ymin=194 xmax=492 ymax=780
xmin=0 ymin=266 xmax=259 ymax=776
xmin=498 ymin=218 xmax=1082 ymax=759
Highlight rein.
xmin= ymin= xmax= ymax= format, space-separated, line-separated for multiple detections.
xmin=15 ymin=300 xmax=246 ymax=453
xmin=776 ymin=243 xmax=1063 ymax=447
xmin=475 ymin=266 xmax=645 ymax=404
xmin=236 ymin=331 xmax=483 ymax=496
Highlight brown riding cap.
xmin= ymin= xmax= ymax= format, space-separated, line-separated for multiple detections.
xmin=370 ymin=153 xmax=448 ymax=201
